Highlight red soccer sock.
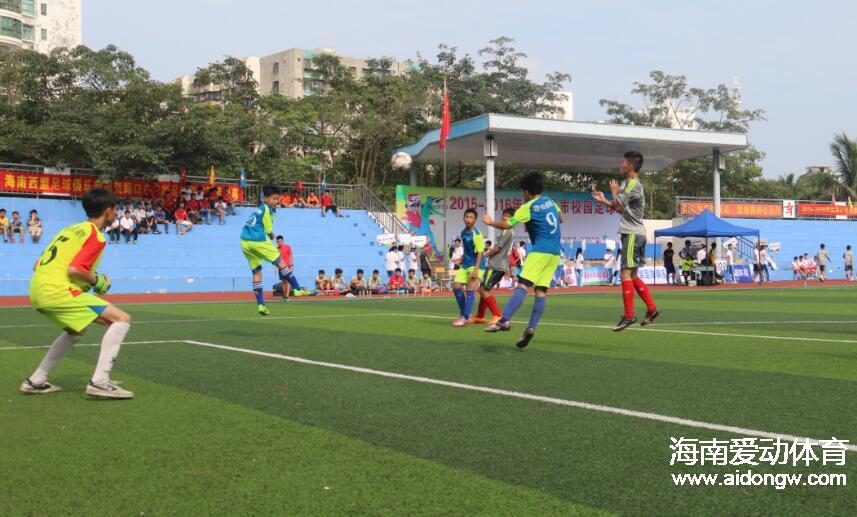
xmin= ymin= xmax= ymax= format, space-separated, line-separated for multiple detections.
xmin=621 ymin=280 xmax=635 ymax=318
xmin=476 ymin=296 xmax=488 ymax=319
xmin=632 ymin=276 xmax=657 ymax=312
xmin=484 ymin=294 xmax=501 ymax=317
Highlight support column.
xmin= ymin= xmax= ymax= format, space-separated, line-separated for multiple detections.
xmin=408 ymin=163 xmax=417 ymax=186
xmin=484 ymin=136 xmax=498 ymax=243
xmin=712 ymin=148 xmax=722 ymax=260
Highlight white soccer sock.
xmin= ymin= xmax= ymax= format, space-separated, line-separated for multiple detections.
xmin=91 ymin=322 xmax=130 ymax=385
xmin=30 ymin=332 xmax=80 ymax=384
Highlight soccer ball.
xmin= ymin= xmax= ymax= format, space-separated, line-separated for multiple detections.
xmin=391 ymin=152 xmax=413 ymax=171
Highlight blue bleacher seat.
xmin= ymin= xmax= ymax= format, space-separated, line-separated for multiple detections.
xmin=0 ymin=196 xmax=388 ymax=295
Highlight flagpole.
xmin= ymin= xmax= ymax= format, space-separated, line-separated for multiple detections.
xmin=442 ymin=77 xmax=448 ymax=265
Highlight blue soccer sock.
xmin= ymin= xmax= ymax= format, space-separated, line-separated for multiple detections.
xmin=252 ymin=280 xmax=265 ymax=305
xmin=463 ymin=290 xmax=476 ymax=319
xmin=453 ymin=287 xmax=466 ymax=316
xmin=528 ymin=296 xmax=546 ymax=329
xmin=500 ymin=287 xmax=528 ymax=323
xmin=284 ymin=271 xmax=301 ymax=291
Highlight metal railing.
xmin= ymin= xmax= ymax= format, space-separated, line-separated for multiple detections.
xmin=354 ymin=184 xmax=409 ymax=236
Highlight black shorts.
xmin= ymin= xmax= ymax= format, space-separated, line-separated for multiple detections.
xmin=846 ymin=265 xmax=853 ymax=272
xmin=619 ymin=234 xmax=646 ymax=269
xmin=819 ymin=265 xmax=826 ymax=272
xmin=324 ymin=205 xmax=337 ymax=213
xmin=665 ymin=263 xmax=676 ymax=274
xmin=481 ymin=269 xmax=506 ymax=291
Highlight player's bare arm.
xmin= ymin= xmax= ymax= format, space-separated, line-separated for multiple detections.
xmin=481 ymin=214 xmax=513 ymax=230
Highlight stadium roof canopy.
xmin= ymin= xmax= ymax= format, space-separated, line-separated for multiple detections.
xmin=394 ymin=114 xmax=749 ymax=173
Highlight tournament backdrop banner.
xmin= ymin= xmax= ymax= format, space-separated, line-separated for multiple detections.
xmin=395 ymin=185 xmax=620 ymax=256
xmin=0 ymin=170 xmax=244 ymax=202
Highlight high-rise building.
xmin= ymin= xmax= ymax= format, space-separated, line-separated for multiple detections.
xmin=0 ymin=0 xmax=82 ymax=53
xmin=175 ymin=48 xmax=408 ymax=103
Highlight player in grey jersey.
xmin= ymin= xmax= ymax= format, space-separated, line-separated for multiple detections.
xmin=474 ymin=208 xmax=516 ymax=323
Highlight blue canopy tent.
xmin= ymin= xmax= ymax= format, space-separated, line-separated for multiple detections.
xmin=653 ymin=210 xmax=760 ymax=285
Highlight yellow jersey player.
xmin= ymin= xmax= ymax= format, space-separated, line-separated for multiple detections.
xmin=240 ymin=185 xmax=291 ymax=315
xmin=21 ymin=188 xmax=134 ymax=399
xmin=451 ymin=208 xmax=485 ymax=327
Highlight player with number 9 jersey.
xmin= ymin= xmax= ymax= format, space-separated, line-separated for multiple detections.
xmin=507 ymin=195 xmax=562 ymax=288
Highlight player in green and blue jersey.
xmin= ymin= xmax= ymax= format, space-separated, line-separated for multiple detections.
xmin=482 ymin=172 xmax=562 ymax=348
xmin=451 ymin=208 xmax=485 ymax=326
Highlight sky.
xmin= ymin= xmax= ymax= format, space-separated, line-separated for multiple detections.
xmin=83 ymin=0 xmax=857 ymax=179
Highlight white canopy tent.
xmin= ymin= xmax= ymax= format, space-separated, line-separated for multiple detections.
xmin=393 ymin=113 xmax=749 ymax=243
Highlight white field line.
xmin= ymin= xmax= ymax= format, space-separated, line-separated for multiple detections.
xmin=656 ymin=320 xmax=857 ymax=326
xmin=389 ymin=313 xmax=857 ymax=346
xmin=0 ymin=340 xmax=179 ymax=351
xmin=183 ymin=339 xmax=857 ymax=453
xmin=0 ymin=313 xmax=397 ymax=330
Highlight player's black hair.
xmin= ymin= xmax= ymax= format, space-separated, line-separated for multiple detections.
xmin=0 ymin=208 xmax=5 ymax=212
xmin=12 ymin=211 xmax=18 ymax=216
xmin=502 ymin=207 xmax=516 ymax=216
xmin=623 ymin=150 xmax=644 ymax=172
xmin=667 ymin=242 xmax=673 ymax=247
xmin=685 ymin=240 xmax=691 ymax=245
xmin=793 ymin=256 xmax=798 ymax=260
xmin=276 ymin=235 xmax=284 ymax=240
xmin=455 ymin=238 xmax=461 ymax=243
xmin=318 ymin=269 xmax=325 ymax=274
xmin=372 ymin=269 xmax=379 ymax=274
xmin=519 ymin=241 xmax=526 ymax=246
xmin=848 ymin=245 xmax=852 ymax=250
xmin=463 ymin=208 xmax=478 ymax=217
xmin=82 ymin=188 xmax=117 ymax=218
xmin=335 ymin=268 xmax=342 ymax=274
xmin=820 ymin=243 xmax=825 ymax=248
xmin=485 ymin=240 xmax=492 ymax=247
xmin=408 ymin=269 xmax=415 ymax=273
xmin=395 ymin=268 xmax=402 ymax=273
xmin=262 ymin=185 xmax=281 ymax=198
xmin=519 ymin=172 xmax=544 ymax=195
xmin=357 ymin=269 xmax=364 ymax=274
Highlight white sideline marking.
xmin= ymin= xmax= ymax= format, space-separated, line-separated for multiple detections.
xmin=182 ymin=339 xmax=857 ymax=452
xmin=656 ymin=320 xmax=857 ymax=326
xmin=0 ymin=340 xmax=178 ymax=351
xmin=0 ymin=313 xmax=396 ymax=330
xmin=390 ymin=314 xmax=857 ymax=345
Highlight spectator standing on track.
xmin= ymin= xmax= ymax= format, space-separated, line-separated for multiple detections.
xmin=396 ymin=245 xmax=406 ymax=273
xmin=725 ymin=243 xmax=736 ymax=284
xmin=27 ymin=209 xmax=43 ymax=243
xmin=760 ymin=244 xmax=770 ymax=282
xmin=419 ymin=243 xmax=432 ymax=278
xmin=574 ymin=248 xmax=585 ymax=287
xmin=406 ymin=247 xmax=418 ymax=273
xmin=517 ymin=241 xmax=528 ymax=266
xmin=605 ymin=249 xmax=618 ymax=286
xmin=449 ymin=238 xmax=464 ymax=272
xmin=385 ymin=246 xmax=398 ymax=278
xmin=9 ymin=211 xmax=23 ymax=244
xmin=844 ymin=245 xmax=854 ymax=281
xmin=817 ymin=243 xmax=829 ymax=282
xmin=679 ymin=240 xmax=693 ymax=284
xmin=662 ymin=242 xmax=675 ymax=285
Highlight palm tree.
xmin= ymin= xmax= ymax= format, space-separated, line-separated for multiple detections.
xmin=777 ymin=173 xmax=798 ymax=197
xmin=796 ymin=133 xmax=857 ymax=200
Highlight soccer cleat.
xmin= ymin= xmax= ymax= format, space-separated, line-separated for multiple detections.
xmin=472 ymin=316 xmax=486 ymax=324
xmin=640 ymin=309 xmax=661 ymax=327
xmin=484 ymin=321 xmax=511 ymax=332
xmin=19 ymin=378 xmax=62 ymax=394
xmin=281 ymin=296 xmax=290 ymax=302
xmin=488 ymin=315 xmax=502 ymax=326
xmin=516 ymin=328 xmax=535 ymax=349
xmin=86 ymin=380 xmax=134 ymax=399
xmin=452 ymin=317 xmax=469 ymax=327
xmin=258 ymin=304 xmax=270 ymax=316
xmin=613 ymin=316 xmax=638 ymax=332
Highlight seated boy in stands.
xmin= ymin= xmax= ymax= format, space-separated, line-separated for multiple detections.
xmin=214 ymin=196 xmax=227 ymax=224
xmin=305 ymin=191 xmax=320 ymax=208
xmin=27 ymin=209 xmax=43 ymax=243
xmin=320 ymin=192 xmax=342 ymax=218
xmin=331 ymin=268 xmax=349 ymax=294
xmin=0 ymin=208 xmax=9 ymax=243
xmin=9 ymin=211 xmax=23 ymax=244
xmin=315 ymin=269 xmax=334 ymax=292
xmin=419 ymin=271 xmax=438 ymax=294
xmin=368 ymin=269 xmax=386 ymax=294
xmin=174 ymin=201 xmax=193 ymax=235
xmin=279 ymin=192 xmax=294 ymax=209
xmin=221 ymin=190 xmax=236 ymax=215
xmin=153 ymin=204 xmax=169 ymax=234
xmin=405 ymin=269 xmax=420 ymax=293
xmin=291 ymin=191 xmax=305 ymax=208
xmin=350 ymin=269 xmax=368 ymax=294
xmin=388 ymin=268 xmax=406 ymax=292
xmin=186 ymin=198 xmax=201 ymax=224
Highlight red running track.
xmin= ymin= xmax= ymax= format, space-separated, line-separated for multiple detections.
xmin=1 ymin=280 xmax=852 ymax=307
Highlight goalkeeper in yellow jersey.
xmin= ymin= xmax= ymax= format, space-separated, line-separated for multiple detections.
xmin=21 ymin=188 xmax=134 ymax=399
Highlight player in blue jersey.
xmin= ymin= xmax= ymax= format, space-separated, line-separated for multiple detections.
xmin=451 ymin=208 xmax=485 ymax=327
xmin=482 ymin=172 xmax=562 ymax=348
xmin=240 ymin=185 xmax=292 ymax=316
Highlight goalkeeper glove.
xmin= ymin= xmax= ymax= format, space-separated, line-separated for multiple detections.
xmin=92 ymin=272 xmax=111 ymax=294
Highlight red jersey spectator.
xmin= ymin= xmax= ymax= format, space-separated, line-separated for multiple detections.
xmin=277 ymin=237 xmax=294 ymax=267
xmin=305 ymin=191 xmax=319 ymax=207
xmin=162 ymin=194 xmax=175 ymax=213
xmin=389 ymin=268 xmax=405 ymax=290
xmin=187 ymin=198 xmax=201 ymax=223
xmin=279 ymin=193 xmax=294 ymax=208
xmin=320 ymin=193 xmax=341 ymax=218
xmin=174 ymin=203 xmax=192 ymax=235
xmin=207 ymin=188 xmax=218 ymax=208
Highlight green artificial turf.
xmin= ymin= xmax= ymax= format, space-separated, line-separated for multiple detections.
xmin=2 ymin=286 xmax=856 ymax=515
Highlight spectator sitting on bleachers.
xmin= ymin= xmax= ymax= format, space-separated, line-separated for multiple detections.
xmin=279 ymin=192 xmax=294 ymax=209
xmin=0 ymin=208 xmax=9 ymax=243
xmin=406 ymin=269 xmax=420 ymax=293
xmin=389 ymin=268 xmax=406 ymax=292
xmin=162 ymin=192 xmax=175 ymax=216
xmin=305 ymin=191 xmax=320 ymax=208
xmin=222 ymin=190 xmax=237 ymax=215
xmin=291 ymin=191 xmax=305 ymax=208
xmin=154 ymin=204 xmax=169 ymax=234
xmin=315 ymin=269 xmax=334 ymax=292
xmin=419 ymin=271 xmax=438 ymax=293
xmin=792 ymin=256 xmax=801 ymax=280
xmin=331 ymin=268 xmax=349 ymax=294
xmin=186 ymin=198 xmax=202 ymax=224
xmin=197 ymin=196 xmax=211 ymax=224
xmin=368 ymin=269 xmax=386 ymax=294
xmin=107 ymin=206 xmax=121 ymax=243
xmin=27 ymin=209 xmax=43 ymax=243
xmin=174 ymin=201 xmax=192 ymax=235
xmin=119 ymin=210 xmax=138 ymax=244
xmin=131 ymin=202 xmax=147 ymax=234
xmin=350 ymin=269 xmax=368 ymax=294
xmin=194 ymin=186 xmax=206 ymax=202
xmin=320 ymin=192 xmax=342 ymax=218
xmin=8 ymin=211 xmax=23 ymax=244
xmin=214 ymin=196 xmax=227 ymax=224
xmin=144 ymin=202 xmax=156 ymax=234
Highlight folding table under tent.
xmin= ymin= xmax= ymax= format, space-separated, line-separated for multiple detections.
xmin=653 ymin=209 xmax=760 ymax=285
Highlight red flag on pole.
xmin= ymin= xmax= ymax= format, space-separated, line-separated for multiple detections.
xmin=439 ymin=85 xmax=450 ymax=150
xmin=180 ymin=166 xmax=187 ymax=186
